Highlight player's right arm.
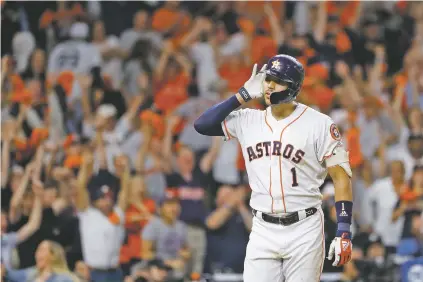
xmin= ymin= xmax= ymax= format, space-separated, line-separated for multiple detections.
xmin=194 ymin=64 xmax=266 ymax=137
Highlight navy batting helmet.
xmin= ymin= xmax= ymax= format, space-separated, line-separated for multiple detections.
xmin=264 ymin=54 xmax=305 ymax=104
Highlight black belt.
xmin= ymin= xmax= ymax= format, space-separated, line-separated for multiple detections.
xmin=253 ymin=207 xmax=317 ymax=226
xmin=90 ymin=267 xmax=120 ymax=272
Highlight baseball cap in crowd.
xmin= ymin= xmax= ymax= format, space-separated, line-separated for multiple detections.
xmin=69 ymin=22 xmax=89 ymax=39
xmin=363 ymin=14 xmax=379 ymax=27
xmin=88 ymin=171 xmax=120 ymax=202
xmin=88 ymin=184 xmax=114 ymax=202
xmin=159 ymin=188 xmax=179 ymax=206
xmin=12 ymin=32 xmax=36 ymax=73
xmin=97 ymin=104 xmax=117 ymax=119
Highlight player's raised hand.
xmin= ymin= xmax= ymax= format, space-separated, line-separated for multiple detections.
xmin=238 ymin=64 xmax=267 ymax=102
xmin=327 ymin=233 xmax=352 ymax=267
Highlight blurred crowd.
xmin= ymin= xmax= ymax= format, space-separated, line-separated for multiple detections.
xmin=1 ymin=1 xmax=423 ymax=282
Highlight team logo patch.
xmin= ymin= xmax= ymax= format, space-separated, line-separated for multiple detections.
xmin=330 ymin=124 xmax=341 ymax=141
xmin=342 ymin=240 xmax=350 ymax=251
xmin=271 ymin=60 xmax=281 ymax=70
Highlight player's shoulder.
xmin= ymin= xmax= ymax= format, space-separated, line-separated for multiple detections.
xmin=301 ymin=104 xmax=334 ymax=126
xmin=302 ymin=104 xmax=332 ymax=121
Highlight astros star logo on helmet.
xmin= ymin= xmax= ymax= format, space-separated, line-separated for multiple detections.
xmin=272 ymin=60 xmax=281 ymax=70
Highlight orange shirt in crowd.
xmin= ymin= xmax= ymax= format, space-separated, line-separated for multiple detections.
xmin=251 ymin=35 xmax=278 ymax=66
xmin=301 ymin=63 xmax=334 ymax=111
xmin=120 ymin=199 xmax=156 ymax=263
xmin=56 ymin=71 xmax=75 ymax=95
xmin=394 ymin=72 xmax=410 ymax=111
xmin=245 ymin=1 xmax=284 ymax=34
xmin=345 ymin=111 xmax=364 ymax=168
xmin=140 ymin=110 xmax=166 ymax=139
xmin=306 ymin=84 xmax=336 ymax=113
xmin=326 ymin=1 xmax=360 ymax=27
xmin=219 ymin=64 xmax=251 ymax=94
xmin=335 ymin=31 xmax=352 ymax=54
xmin=152 ymin=7 xmax=191 ymax=46
xmin=154 ymin=73 xmax=190 ymax=115
xmin=39 ymin=3 xmax=84 ymax=29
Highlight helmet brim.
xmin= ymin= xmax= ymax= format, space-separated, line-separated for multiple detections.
xmin=265 ymin=71 xmax=294 ymax=86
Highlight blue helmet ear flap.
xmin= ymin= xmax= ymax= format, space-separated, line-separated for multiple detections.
xmin=269 ymin=88 xmax=297 ymax=104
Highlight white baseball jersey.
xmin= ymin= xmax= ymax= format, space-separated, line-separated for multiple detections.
xmin=48 ymin=40 xmax=102 ymax=75
xmin=221 ymin=103 xmax=344 ymax=214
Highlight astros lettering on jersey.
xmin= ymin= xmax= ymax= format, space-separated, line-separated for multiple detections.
xmin=221 ymin=104 xmax=342 ymax=214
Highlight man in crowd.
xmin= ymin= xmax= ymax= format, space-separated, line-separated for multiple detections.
xmin=141 ymin=192 xmax=190 ymax=281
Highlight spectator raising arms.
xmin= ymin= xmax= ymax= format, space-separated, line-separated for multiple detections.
xmin=75 ymin=147 xmax=130 ymax=282
xmin=1 ymin=2 xmax=422 ymax=281
xmin=205 ymin=185 xmax=252 ymax=273
xmin=6 ymin=240 xmax=79 ymax=282
xmin=1 ymin=177 xmax=43 ymax=271
xmin=141 ymin=192 xmax=190 ymax=281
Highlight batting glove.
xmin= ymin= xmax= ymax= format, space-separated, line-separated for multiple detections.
xmin=327 ymin=232 xmax=352 ymax=267
xmin=238 ymin=64 xmax=267 ymax=102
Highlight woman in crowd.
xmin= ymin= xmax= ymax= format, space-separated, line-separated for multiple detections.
xmin=5 ymin=240 xmax=80 ymax=282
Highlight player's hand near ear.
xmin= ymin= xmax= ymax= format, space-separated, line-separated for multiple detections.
xmin=194 ymin=62 xmax=267 ymax=136
xmin=237 ymin=64 xmax=267 ymax=103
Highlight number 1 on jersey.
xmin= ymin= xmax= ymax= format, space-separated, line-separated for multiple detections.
xmin=290 ymin=167 xmax=299 ymax=187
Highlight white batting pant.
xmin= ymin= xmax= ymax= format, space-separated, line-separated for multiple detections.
xmin=243 ymin=208 xmax=325 ymax=282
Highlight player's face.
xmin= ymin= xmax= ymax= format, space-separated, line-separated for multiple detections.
xmin=263 ymin=76 xmax=289 ymax=105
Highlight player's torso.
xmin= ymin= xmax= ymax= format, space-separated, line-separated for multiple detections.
xmin=238 ymin=104 xmax=326 ymax=213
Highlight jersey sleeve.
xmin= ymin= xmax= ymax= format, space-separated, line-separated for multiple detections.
xmin=315 ymin=117 xmax=345 ymax=164
xmin=221 ymin=109 xmax=250 ymax=141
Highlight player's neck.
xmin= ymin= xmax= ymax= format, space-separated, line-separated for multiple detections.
xmin=270 ymin=102 xmax=298 ymax=121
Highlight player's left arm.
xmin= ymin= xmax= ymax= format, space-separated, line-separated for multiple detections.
xmin=327 ymin=160 xmax=353 ymax=267
xmin=316 ymin=119 xmax=353 ymax=267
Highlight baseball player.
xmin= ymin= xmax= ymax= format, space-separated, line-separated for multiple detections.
xmin=194 ymin=54 xmax=353 ymax=281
